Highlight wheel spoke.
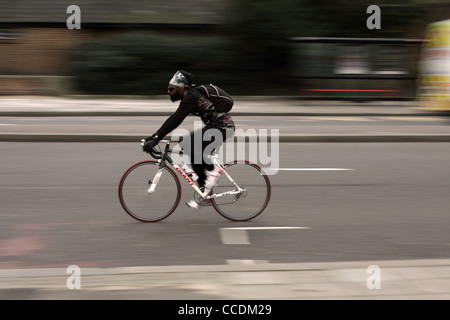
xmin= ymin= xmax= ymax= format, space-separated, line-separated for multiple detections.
xmin=212 ymin=161 xmax=271 ymax=221
xmin=119 ymin=161 xmax=181 ymax=222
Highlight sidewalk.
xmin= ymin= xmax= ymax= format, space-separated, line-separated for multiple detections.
xmin=0 ymin=95 xmax=434 ymax=117
xmin=0 ymin=96 xmax=449 ymax=143
xmin=1 ymin=259 xmax=449 ymax=299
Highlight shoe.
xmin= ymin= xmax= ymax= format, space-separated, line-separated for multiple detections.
xmin=204 ymin=166 xmax=221 ymax=190
xmin=187 ymin=190 xmax=213 ymax=210
xmin=194 ymin=190 xmax=212 ymax=207
xmin=186 ymin=199 xmax=200 ymax=210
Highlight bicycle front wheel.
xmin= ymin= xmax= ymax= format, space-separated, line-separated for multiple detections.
xmin=211 ymin=161 xmax=271 ymax=221
xmin=118 ymin=161 xmax=181 ymax=222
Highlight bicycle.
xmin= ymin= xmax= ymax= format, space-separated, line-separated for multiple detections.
xmin=118 ymin=139 xmax=271 ymax=222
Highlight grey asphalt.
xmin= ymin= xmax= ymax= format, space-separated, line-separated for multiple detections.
xmin=1 ymin=95 xmax=449 ymax=300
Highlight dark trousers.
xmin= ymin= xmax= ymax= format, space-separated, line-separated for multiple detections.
xmin=180 ymin=126 xmax=235 ymax=188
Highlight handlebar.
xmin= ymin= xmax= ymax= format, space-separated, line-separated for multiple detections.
xmin=141 ymin=138 xmax=217 ymax=161
xmin=140 ymin=139 xmax=171 ymax=160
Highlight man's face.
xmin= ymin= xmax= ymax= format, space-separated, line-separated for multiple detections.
xmin=168 ymin=85 xmax=185 ymax=102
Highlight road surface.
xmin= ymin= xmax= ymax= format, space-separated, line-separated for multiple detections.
xmin=1 ymin=142 xmax=449 ymax=269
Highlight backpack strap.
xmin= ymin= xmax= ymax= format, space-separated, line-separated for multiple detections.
xmin=200 ymin=85 xmax=211 ymax=98
xmin=188 ymin=87 xmax=214 ymax=111
xmin=208 ymin=84 xmax=233 ymax=103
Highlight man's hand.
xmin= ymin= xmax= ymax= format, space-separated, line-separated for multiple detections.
xmin=141 ymin=133 xmax=159 ymax=154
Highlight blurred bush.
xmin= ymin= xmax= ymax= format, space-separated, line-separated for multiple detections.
xmin=71 ymin=32 xmax=237 ymax=95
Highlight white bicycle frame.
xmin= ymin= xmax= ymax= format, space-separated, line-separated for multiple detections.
xmin=147 ymin=143 xmax=245 ymax=200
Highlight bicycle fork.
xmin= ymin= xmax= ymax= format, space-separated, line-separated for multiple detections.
xmin=147 ymin=168 xmax=164 ymax=194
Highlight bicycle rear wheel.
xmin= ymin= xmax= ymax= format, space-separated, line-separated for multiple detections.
xmin=118 ymin=161 xmax=181 ymax=222
xmin=211 ymin=161 xmax=271 ymax=221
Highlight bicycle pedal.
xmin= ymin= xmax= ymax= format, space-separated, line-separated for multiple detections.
xmin=196 ymin=198 xmax=212 ymax=207
xmin=186 ymin=200 xmax=200 ymax=210
xmin=194 ymin=192 xmax=212 ymax=207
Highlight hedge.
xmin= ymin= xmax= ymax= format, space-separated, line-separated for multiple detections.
xmin=70 ymin=31 xmax=292 ymax=95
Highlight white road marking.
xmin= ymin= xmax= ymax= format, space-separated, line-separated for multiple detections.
xmin=226 ymin=259 xmax=269 ymax=265
xmin=274 ymin=168 xmax=354 ymax=171
xmin=220 ymin=228 xmax=251 ymax=245
xmin=219 ymin=227 xmax=311 ymax=245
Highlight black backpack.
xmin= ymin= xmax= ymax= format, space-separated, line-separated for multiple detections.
xmin=191 ymin=84 xmax=234 ymax=113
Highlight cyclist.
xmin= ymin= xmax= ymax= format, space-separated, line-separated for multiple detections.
xmin=142 ymin=70 xmax=235 ymax=209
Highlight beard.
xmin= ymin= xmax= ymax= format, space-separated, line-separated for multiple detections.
xmin=170 ymin=93 xmax=183 ymax=102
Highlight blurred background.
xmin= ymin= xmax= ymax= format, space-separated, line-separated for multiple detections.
xmin=1 ymin=1 xmax=450 ymax=300
xmin=0 ymin=0 xmax=448 ymax=99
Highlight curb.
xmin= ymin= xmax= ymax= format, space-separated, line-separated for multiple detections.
xmin=2 ymin=134 xmax=450 ymax=143
xmin=0 ymin=111 xmax=439 ymax=117
xmin=2 ymin=258 xmax=449 ymax=278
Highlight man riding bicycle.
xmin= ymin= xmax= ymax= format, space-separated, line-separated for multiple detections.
xmin=142 ymin=70 xmax=235 ymax=209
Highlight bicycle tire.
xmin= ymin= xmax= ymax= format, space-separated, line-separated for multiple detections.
xmin=211 ymin=160 xmax=271 ymax=221
xmin=118 ymin=161 xmax=181 ymax=222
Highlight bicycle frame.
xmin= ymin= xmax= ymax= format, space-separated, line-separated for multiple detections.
xmin=148 ymin=140 xmax=245 ymax=200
